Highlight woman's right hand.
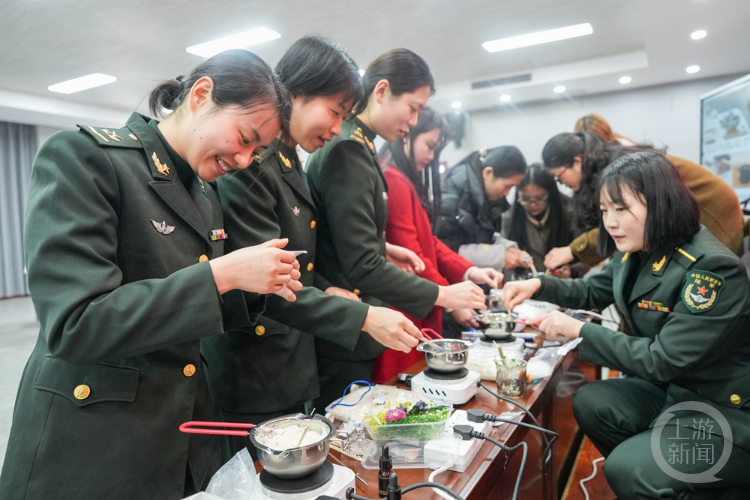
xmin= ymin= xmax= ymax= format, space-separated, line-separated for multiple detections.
xmin=502 ymin=278 xmax=542 ymax=311
xmin=362 ymin=307 xmax=421 ymax=353
xmin=505 ymin=247 xmax=532 ymax=268
xmin=210 ymin=238 xmax=302 ymax=299
xmin=544 ymin=246 xmax=574 ymax=270
xmin=436 ymin=281 xmax=486 ymax=310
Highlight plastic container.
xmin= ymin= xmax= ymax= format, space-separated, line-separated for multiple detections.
xmin=364 ymin=403 xmax=452 ymax=441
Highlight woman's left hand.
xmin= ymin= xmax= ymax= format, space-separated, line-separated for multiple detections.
xmin=467 ymin=267 xmax=504 ymax=289
xmin=544 ymin=246 xmax=574 ymax=270
xmin=386 ymin=242 xmax=425 ymax=275
xmin=538 ymin=310 xmax=585 ymax=339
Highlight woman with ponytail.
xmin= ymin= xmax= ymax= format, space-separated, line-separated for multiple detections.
xmin=306 ymin=49 xmax=493 ymax=405
xmin=542 ymin=131 xmax=744 ymax=270
xmin=0 ymin=49 xmax=301 ymax=499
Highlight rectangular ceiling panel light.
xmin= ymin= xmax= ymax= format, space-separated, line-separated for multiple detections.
xmin=186 ymin=27 xmax=281 ymax=58
xmin=48 ymin=73 xmax=117 ymax=94
xmin=483 ymin=23 xmax=593 ymax=53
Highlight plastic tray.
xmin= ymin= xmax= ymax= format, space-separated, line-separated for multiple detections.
xmin=364 ymin=403 xmax=453 ymax=441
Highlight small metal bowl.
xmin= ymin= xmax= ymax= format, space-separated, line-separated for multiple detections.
xmin=249 ymin=414 xmax=335 ymax=479
xmin=417 ymin=339 xmax=473 ymax=373
xmin=473 ymin=311 xmax=519 ymax=340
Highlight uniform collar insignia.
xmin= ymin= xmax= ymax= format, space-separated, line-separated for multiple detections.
xmin=150 ymin=219 xmax=175 ymax=235
xmin=365 ymin=136 xmax=375 ymax=152
xmin=152 ymin=152 xmax=170 ymax=176
xmin=129 ymin=133 xmax=139 ymax=141
xmin=652 ymin=255 xmax=667 ymax=272
xmin=279 ymin=152 xmax=292 ymax=168
xmin=621 ymin=252 xmax=630 ymax=263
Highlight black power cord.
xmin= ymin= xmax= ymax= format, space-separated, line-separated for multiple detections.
xmin=467 ymin=407 xmax=559 ymax=463
xmin=345 ymin=473 xmax=464 ymax=500
xmin=478 ymin=381 xmax=556 ymax=463
xmin=454 ymin=425 xmax=527 ymax=500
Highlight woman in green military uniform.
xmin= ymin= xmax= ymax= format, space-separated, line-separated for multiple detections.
xmin=206 ymin=36 xmax=425 ymax=458
xmin=504 ymin=152 xmax=750 ymax=498
xmin=306 ymin=49 xmax=500 ymax=407
xmin=0 ymin=50 xmax=302 ymax=500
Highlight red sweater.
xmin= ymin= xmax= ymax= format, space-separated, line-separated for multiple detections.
xmin=372 ymin=164 xmax=474 ymax=383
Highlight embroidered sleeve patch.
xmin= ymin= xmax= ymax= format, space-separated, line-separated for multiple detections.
xmin=681 ymin=270 xmax=725 ymax=314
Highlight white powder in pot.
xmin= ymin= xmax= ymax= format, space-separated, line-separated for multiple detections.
xmin=255 ymin=423 xmax=326 ymax=451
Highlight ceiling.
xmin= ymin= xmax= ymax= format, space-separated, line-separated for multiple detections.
xmin=1 ymin=0 xmax=749 ymax=128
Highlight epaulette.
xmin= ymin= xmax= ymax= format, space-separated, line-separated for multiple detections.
xmin=673 ymin=243 xmax=704 ymax=269
xmin=348 ymin=127 xmax=375 ymax=152
xmin=78 ymin=125 xmax=143 ymax=148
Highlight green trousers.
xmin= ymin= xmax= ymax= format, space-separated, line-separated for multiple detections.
xmin=573 ymin=378 xmax=750 ymax=499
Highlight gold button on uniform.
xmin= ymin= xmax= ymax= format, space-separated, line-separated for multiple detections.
xmin=730 ymin=394 xmax=742 ymax=405
xmin=310 ymin=220 xmax=316 ymax=229
xmin=307 ymin=263 xmax=314 ymax=272
xmin=353 ymin=289 xmax=360 ymax=296
xmin=74 ymin=384 xmax=91 ymax=400
xmin=183 ymin=364 xmax=196 ymax=377
xmin=255 ymin=325 xmax=266 ymax=336
xmin=198 ymin=254 xmax=209 ymax=263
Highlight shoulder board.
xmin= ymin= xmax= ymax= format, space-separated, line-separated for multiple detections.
xmin=673 ymin=243 xmax=704 ymax=269
xmin=78 ymin=125 xmax=143 ymax=148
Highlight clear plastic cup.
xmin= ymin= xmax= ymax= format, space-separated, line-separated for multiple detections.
xmin=494 ymin=358 xmax=528 ymax=398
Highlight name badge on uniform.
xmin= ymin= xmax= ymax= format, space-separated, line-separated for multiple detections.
xmin=210 ymin=229 xmax=228 ymax=241
xmin=292 ymin=206 xmax=300 ymax=216
xmin=637 ymin=300 xmax=671 ymax=313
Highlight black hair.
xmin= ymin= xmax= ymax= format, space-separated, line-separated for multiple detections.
xmin=507 ymin=163 xmax=571 ymax=252
xmin=378 ymin=107 xmax=449 ymax=221
xmin=357 ymin=49 xmax=434 ymax=113
xmin=596 ymin=151 xmax=700 ymax=256
xmin=541 ymin=131 xmax=660 ymax=233
xmin=148 ymin=49 xmax=289 ymax=130
xmin=275 ymin=35 xmax=364 ymax=110
xmin=482 ymin=146 xmax=527 ymax=178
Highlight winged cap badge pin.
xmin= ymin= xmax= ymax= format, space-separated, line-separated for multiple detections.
xmin=150 ymin=219 xmax=176 ymax=235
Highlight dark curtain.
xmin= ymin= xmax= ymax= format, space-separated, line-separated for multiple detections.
xmin=0 ymin=121 xmax=36 ymax=298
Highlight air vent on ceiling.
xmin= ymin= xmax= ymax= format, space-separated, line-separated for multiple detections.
xmin=471 ymin=73 xmax=531 ymax=90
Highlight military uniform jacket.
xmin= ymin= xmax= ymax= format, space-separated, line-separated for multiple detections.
xmin=204 ymin=139 xmax=369 ymax=413
xmin=535 ymin=227 xmax=750 ymax=451
xmin=0 ymin=113 xmax=261 ymax=499
xmin=306 ymin=116 xmax=438 ymax=361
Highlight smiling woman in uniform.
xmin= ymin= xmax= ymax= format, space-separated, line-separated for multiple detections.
xmin=0 ymin=50 xmax=303 ymax=499
xmin=206 ymin=36 xmax=424 ymax=459
xmin=504 ymin=152 xmax=750 ymax=499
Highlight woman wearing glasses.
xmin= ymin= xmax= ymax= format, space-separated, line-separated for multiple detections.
xmin=501 ymin=164 xmax=576 ymax=275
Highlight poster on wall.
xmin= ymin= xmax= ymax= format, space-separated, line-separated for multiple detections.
xmin=701 ymin=73 xmax=750 ymax=202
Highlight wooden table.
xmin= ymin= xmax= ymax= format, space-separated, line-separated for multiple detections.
xmin=328 ymin=334 xmax=593 ymax=500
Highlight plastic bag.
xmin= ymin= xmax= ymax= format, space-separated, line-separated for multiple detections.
xmin=204 ymin=448 xmax=257 ymax=499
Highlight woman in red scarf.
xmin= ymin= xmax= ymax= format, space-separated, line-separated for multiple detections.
xmin=374 ymin=108 xmax=502 ymax=381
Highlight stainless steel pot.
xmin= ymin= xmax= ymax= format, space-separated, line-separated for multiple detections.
xmin=417 ymin=339 xmax=472 ymax=372
xmin=473 ymin=311 xmax=518 ymax=340
xmin=249 ymin=414 xmax=336 ymax=479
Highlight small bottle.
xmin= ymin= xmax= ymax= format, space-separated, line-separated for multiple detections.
xmin=378 ymin=444 xmax=393 ymax=498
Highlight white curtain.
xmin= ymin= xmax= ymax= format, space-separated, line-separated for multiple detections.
xmin=0 ymin=121 xmax=36 ymax=298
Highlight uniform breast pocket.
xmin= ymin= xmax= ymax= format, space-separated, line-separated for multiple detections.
xmin=34 ymin=356 xmax=139 ymax=408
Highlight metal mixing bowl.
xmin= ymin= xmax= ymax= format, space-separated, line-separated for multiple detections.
xmin=474 ymin=311 xmax=519 ymax=340
xmin=249 ymin=414 xmax=336 ymax=479
xmin=417 ymin=339 xmax=473 ymax=372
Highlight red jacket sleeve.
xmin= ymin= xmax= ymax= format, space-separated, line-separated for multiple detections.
xmin=384 ymin=169 xmax=450 ymax=287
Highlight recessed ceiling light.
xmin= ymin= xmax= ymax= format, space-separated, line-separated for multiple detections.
xmin=686 ymin=65 xmax=701 ymax=74
xmin=186 ymin=27 xmax=280 ymax=58
xmin=451 ymin=101 xmax=462 ymax=109
xmin=483 ymin=23 xmax=593 ymax=53
xmin=554 ymin=85 xmax=566 ymax=94
xmin=619 ymin=76 xmax=632 ymax=84
xmin=499 ymin=94 xmax=511 ymax=102
xmin=359 ymin=69 xmax=365 ymax=77
xmin=48 ymin=73 xmax=117 ymax=94
xmin=691 ymin=30 xmax=707 ymax=40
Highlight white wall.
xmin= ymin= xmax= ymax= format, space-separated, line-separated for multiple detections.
xmin=36 ymin=126 xmax=68 ymax=149
xmin=453 ymin=73 xmax=745 ymax=167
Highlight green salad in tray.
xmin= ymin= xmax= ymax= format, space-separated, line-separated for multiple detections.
xmin=364 ymin=400 xmax=451 ymax=440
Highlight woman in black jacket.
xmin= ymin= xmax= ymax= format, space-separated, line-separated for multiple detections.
xmin=435 ymin=145 xmax=531 ymax=269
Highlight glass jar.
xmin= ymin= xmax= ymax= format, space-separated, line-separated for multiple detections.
xmin=494 ymin=358 xmax=528 ymax=398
